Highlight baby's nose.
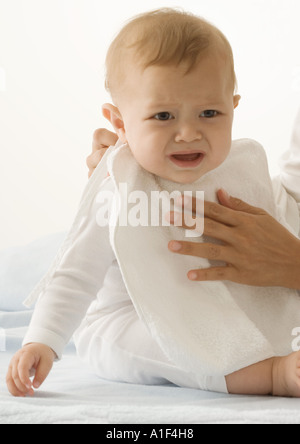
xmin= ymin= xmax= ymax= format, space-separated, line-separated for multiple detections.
xmin=174 ymin=123 xmax=203 ymax=143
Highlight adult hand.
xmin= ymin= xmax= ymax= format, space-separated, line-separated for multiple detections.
xmin=168 ymin=189 xmax=300 ymax=290
xmin=87 ymin=129 xmax=118 ymax=178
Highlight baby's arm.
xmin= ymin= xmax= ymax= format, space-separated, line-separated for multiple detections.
xmin=7 ymin=181 xmax=115 ymax=396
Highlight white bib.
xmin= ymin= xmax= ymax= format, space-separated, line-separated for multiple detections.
xmin=25 ymin=139 xmax=300 ymax=377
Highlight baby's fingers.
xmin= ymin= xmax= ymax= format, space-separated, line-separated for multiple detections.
xmin=6 ymin=360 xmax=32 ymax=397
xmin=18 ymin=353 xmax=35 ymax=391
xmin=6 ymin=362 xmax=23 ymax=397
xmin=33 ymin=355 xmax=54 ymax=389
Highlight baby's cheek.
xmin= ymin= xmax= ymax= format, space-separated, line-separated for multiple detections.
xmin=212 ymin=145 xmax=231 ymax=170
xmin=127 ymin=146 xmax=153 ymax=171
xmin=135 ymin=143 xmax=159 ymax=165
xmin=142 ymin=153 xmax=165 ymax=176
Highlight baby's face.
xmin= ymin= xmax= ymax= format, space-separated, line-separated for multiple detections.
xmin=107 ymin=54 xmax=240 ymax=184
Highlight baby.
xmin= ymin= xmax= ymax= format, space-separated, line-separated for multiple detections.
xmin=6 ymin=8 xmax=300 ymax=397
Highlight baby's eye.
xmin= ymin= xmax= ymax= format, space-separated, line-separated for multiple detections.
xmin=200 ymin=110 xmax=219 ymax=118
xmin=154 ymin=112 xmax=173 ymax=121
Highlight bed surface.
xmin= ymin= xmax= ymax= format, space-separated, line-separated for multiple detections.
xmin=1 ymin=234 xmax=300 ymax=424
xmin=1 ymin=312 xmax=300 ymax=425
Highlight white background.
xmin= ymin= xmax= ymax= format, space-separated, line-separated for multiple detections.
xmin=0 ymin=0 xmax=300 ymax=249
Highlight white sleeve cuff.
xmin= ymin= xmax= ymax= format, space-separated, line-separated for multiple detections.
xmin=22 ymin=327 xmax=66 ymax=360
xmin=205 ymin=375 xmax=228 ymax=394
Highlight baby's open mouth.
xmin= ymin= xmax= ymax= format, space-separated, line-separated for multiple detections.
xmin=169 ymin=152 xmax=204 ymax=168
xmin=172 ymin=153 xmax=202 ymax=161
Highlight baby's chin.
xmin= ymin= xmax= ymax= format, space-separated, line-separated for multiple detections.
xmin=158 ymin=159 xmax=219 ymax=185
xmin=158 ymin=171 xmax=211 ymax=185
xmin=161 ymin=158 xmax=230 ymax=185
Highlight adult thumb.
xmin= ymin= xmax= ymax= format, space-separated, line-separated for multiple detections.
xmin=217 ymin=189 xmax=266 ymax=215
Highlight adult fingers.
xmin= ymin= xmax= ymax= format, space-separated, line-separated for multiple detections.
xmin=168 ymin=240 xmax=231 ymax=262
xmin=187 ymin=265 xmax=237 ymax=282
xmin=177 ymin=190 xmax=267 ymax=226
xmin=217 ymin=189 xmax=267 ymax=215
xmin=92 ymin=128 xmax=118 ymax=153
xmin=177 ymin=194 xmax=240 ymax=227
xmin=87 ymin=149 xmax=107 ymax=178
xmin=167 ymin=211 xmax=234 ymax=243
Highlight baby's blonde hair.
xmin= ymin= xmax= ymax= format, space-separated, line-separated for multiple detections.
xmin=105 ymin=8 xmax=237 ymax=102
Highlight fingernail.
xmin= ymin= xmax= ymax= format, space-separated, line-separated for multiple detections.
xmin=33 ymin=382 xmax=40 ymax=389
xmin=220 ymin=188 xmax=230 ymax=199
xmin=188 ymin=272 xmax=198 ymax=281
xmin=170 ymin=241 xmax=182 ymax=252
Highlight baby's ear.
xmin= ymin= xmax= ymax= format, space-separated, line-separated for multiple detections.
xmin=233 ymin=95 xmax=241 ymax=109
xmin=102 ymin=103 xmax=127 ymax=143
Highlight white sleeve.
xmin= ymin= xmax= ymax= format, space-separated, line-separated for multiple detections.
xmin=280 ymin=108 xmax=300 ymax=205
xmin=23 ymin=192 xmax=115 ymax=359
xmin=272 ymin=175 xmax=300 ymax=237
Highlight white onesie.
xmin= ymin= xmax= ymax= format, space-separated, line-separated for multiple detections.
xmin=23 ymin=136 xmax=300 ymax=394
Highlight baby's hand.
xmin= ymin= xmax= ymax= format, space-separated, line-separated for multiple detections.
xmin=6 ymin=343 xmax=56 ymax=397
